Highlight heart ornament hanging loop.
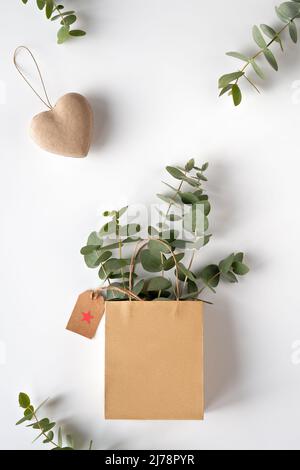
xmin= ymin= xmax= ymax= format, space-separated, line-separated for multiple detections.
xmin=14 ymin=46 xmax=93 ymax=158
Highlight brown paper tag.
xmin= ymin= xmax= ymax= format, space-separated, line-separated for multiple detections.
xmin=66 ymin=291 xmax=105 ymax=339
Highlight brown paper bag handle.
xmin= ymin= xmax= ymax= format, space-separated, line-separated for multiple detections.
xmin=92 ymin=285 xmax=143 ymax=302
xmin=128 ymin=238 xmax=181 ymax=301
xmin=93 ymin=238 xmax=182 ymax=302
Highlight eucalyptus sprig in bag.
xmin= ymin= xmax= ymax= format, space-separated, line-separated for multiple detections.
xmin=66 ymin=161 xmax=249 ymax=420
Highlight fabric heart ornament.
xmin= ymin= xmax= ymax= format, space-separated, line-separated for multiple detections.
xmin=14 ymin=46 xmax=93 ymax=158
xmin=30 ymin=93 xmax=93 ymax=158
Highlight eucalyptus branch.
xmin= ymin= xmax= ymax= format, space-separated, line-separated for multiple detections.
xmin=219 ymin=1 xmax=300 ymax=106
xmin=81 ymin=160 xmax=249 ymax=302
xmin=21 ymin=0 xmax=86 ymax=44
xmin=16 ymin=393 xmax=93 ymax=450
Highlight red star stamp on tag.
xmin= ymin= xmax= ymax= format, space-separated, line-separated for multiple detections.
xmin=81 ymin=311 xmax=94 ymax=324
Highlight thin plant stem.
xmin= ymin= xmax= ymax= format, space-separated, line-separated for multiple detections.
xmin=182 ymin=250 xmax=196 ymax=293
xmin=53 ymin=2 xmax=68 ymax=29
xmin=158 ymin=252 xmax=165 ymax=299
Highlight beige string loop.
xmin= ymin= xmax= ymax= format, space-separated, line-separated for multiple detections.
xmin=93 ymin=238 xmax=182 ymax=302
xmin=13 ymin=46 xmax=53 ymax=110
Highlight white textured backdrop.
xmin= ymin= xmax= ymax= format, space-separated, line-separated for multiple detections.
xmin=1 ymin=0 xmax=300 ymax=450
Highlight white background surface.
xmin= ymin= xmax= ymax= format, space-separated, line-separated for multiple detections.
xmin=1 ymin=0 xmax=300 ymax=450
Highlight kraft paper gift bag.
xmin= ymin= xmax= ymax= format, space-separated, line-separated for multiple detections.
xmin=105 ymin=300 xmax=204 ymax=420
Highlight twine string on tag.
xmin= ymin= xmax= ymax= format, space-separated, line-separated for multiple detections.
xmin=13 ymin=46 xmax=53 ymax=110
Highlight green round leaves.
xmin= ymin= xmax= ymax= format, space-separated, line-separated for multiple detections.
xmin=232 ymin=84 xmax=242 ymax=106
xmin=220 ymin=2 xmax=300 ymax=105
xmin=232 ymin=261 xmax=250 ymax=275
xmin=19 ymin=393 xmax=30 ymax=409
xmin=199 ymin=265 xmax=220 ymax=291
xmin=147 ymin=277 xmax=172 ymax=292
xmin=80 ymin=162 xmax=249 ymax=301
xmin=20 ymin=0 xmax=86 ymax=44
xmin=141 ymin=250 xmax=162 ymax=273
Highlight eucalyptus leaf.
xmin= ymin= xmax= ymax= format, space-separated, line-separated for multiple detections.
xmin=166 ymin=166 xmax=186 ymax=180
xmin=87 ymin=232 xmax=103 ymax=247
xmin=252 ymin=25 xmax=267 ymax=48
xmin=219 ymin=84 xmax=233 ymax=97
xmin=19 ymin=393 xmax=30 ymax=409
xmin=69 ymin=30 xmax=86 ymax=37
xmin=222 ymin=271 xmax=238 ymax=283
xmin=187 ymin=279 xmax=198 ymax=295
xmin=263 ymin=48 xmax=278 ymax=70
xmin=183 ymin=175 xmax=201 ymax=187
xmin=185 ymin=158 xmax=195 ymax=172
xmin=98 ymin=265 xmax=109 ymax=280
xmin=84 ymin=250 xmax=102 ymax=268
xmin=250 ymin=59 xmax=265 ymax=79
xmin=177 ymin=263 xmax=197 ymax=282
xmin=43 ymin=422 xmax=56 ymax=433
xmin=31 ymin=418 xmax=50 ymax=430
xmin=57 ymin=26 xmax=70 ymax=44
xmin=199 ymin=265 xmax=220 ymax=289
xmin=45 ymin=0 xmax=54 ymax=19
xmin=141 ymin=250 xmax=162 ymax=273
xmin=163 ymin=253 xmax=185 ymax=271
xmin=289 ymin=20 xmax=298 ymax=42
xmin=234 ymin=252 xmax=244 ymax=262
xmin=37 ymin=0 xmax=46 ymax=9
xmin=275 ymin=5 xmax=290 ymax=22
xmin=104 ymin=258 xmax=128 ymax=272
xmin=148 ymin=239 xmax=170 ymax=255
xmin=232 ymin=84 xmax=242 ymax=106
xmin=43 ymin=430 xmax=54 ymax=443
xmin=147 ymin=277 xmax=172 ymax=291
xmin=218 ymin=71 xmax=244 ymax=89
xmin=226 ymin=51 xmax=249 ymax=61
xmin=219 ymin=253 xmax=235 ymax=274
xmin=16 ymin=413 xmax=34 ymax=426
xmin=132 ymin=280 xmax=145 ymax=295
xmin=97 ymin=251 xmax=112 ymax=263
xmin=62 ymin=14 xmax=77 ymax=26
xmin=179 ymin=192 xmax=200 ymax=204
xmin=260 ymin=24 xmax=282 ymax=47
xmin=51 ymin=10 xmax=75 ymax=21
xmin=232 ymin=261 xmax=250 ymax=275
xmin=278 ymin=2 xmax=300 ymax=19
xmin=80 ymin=245 xmax=98 ymax=255
xmin=24 ymin=406 xmax=34 ymax=416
